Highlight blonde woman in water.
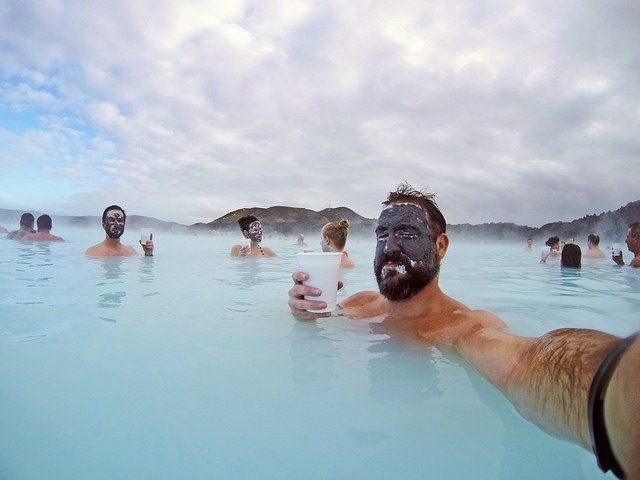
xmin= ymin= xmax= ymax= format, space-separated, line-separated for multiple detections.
xmin=321 ymin=219 xmax=356 ymax=268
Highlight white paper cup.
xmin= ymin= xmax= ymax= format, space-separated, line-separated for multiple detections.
xmin=298 ymin=252 xmax=343 ymax=313
xmin=140 ymin=228 xmax=152 ymax=244
xmin=612 ymin=243 xmax=622 ymax=256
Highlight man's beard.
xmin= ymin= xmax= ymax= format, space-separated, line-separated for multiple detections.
xmin=374 ymin=250 xmax=440 ymax=302
xmin=105 ymin=226 xmax=124 ymax=239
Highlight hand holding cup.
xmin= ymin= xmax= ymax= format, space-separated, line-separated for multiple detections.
xmin=612 ymin=243 xmax=624 ymax=266
xmin=288 ymin=269 xmax=344 ymax=320
xmin=139 ymin=229 xmax=154 ymax=256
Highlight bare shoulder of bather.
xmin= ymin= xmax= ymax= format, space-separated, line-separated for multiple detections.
xmin=262 ymin=246 xmax=277 ymax=257
xmin=339 ymin=291 xmax=386 ymax=318
xmin=230 ymin=244 xmax=241 ymax=257
xmin=451 ymin=310 xmax=529 ymax=387
xmin=85 ymin=241 xmax=136 ymax=256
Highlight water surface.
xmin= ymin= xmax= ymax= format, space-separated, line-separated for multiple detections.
xmin=1 ymin=230 xmax=634 ymax=479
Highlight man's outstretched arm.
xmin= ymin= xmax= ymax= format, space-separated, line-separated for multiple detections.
xmin=453 ymin=311 xmax=638 ymax=478
xmin=503 ymin=328 xmax=619 ymax=447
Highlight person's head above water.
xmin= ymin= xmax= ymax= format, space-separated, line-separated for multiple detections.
xmin=20 ymin=213 xmax=35 ymax=230
xmin=561 ymin=243 xmax=581 ymax=268
xmin=322 ymin=219 xmax=350 ymax=252
xmin=374 ymin=183 xmax=448 ymax=302
xmin=587 ymin=234 xmax=600 ymax=247
xmin=238 ymin=215 xmax=263 ymax=242
xmin=102 ymin=205 xmax=126 ymax=239
xmin=36 ymin=215 xmax=52 ymax=232
xmin=545 ymin=236 xmax=560 ymax=248
xmin=625 ymin=221 xmax=640 ymax=255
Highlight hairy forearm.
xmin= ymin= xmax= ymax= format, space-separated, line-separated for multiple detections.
xmin=505 ymin=328 xmax=620 ymax=448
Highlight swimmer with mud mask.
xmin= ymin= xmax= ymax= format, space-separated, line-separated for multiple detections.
xmin=374 ymin=203 xmax=441 ymax=301
xmin=230 ymin=215 xmax=277 ymax=258
xmin=85 ymin=205 xmax=154 ymax=257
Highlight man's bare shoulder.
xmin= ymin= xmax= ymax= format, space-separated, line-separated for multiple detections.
xmin=451 ymin=310 xmax=533 ymax=388
xmin=230 ymin=245 xmax=241 ymax=257
xmin=630 ymin=256 xmax=640 ymax=267
xmin=85 ymin=242 xmax=135 ymax=256
xmin=340 ymin=291 xmax=382 ymax=307
xmin=339 ymin=291 xmax=385 ymax=318
xmin=7 ymin=230 xmax=26 ymax=240
xmin=122 ymin=244 xmax=136 ymax=255
xmin=454 ymin=310 xmax=510 ymax=339
xmin=24 ymin=233 xmax=64 ymax=242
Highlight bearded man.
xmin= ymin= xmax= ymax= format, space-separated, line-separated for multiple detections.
xmin=85 ymin=205 xmax=154 ymax=257
xmin=288 ymin=184 xmax=639 ymax=479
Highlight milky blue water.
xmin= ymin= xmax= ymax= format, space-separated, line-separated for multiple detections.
xmin=1 ymin=229 xmax=637 ymax=479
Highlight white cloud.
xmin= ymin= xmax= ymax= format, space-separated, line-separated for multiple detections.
xmin=0 ymin=0 xmax=638 ymax=226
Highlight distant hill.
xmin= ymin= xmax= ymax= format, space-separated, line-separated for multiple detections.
xmin=442 ymin=201 xmax=640 ymax=242
xmin=195 ymin=206 xmax=377 ymax=235
xmin=198 ymin=201 xmax=640 ymax=241
xmin=3 ymin=200 xmax=639 ymax=241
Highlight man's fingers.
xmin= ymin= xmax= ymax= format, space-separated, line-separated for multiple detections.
xmin=288 ymin=284 xmax=321 ymax=299
xmin=289 ymin=298 xmax=327 ymax=311
xmin=292 ymin=271 xmax=309 ymax=284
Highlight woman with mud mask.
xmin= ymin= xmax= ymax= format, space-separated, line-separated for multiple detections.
xmin=230 ymin=215 xmax=277 ymax=257
xmin=540 ymin=236 xmax=561 ymax=263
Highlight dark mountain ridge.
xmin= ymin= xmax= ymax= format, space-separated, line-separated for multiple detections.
xmin=3 ymin=200 xmax=639 ymax=241
xmin=195 ymin=206 xmax=377 ymax=235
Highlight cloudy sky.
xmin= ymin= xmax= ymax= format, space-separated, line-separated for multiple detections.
xmin=0 ymin=1 xmax=638 ymax=226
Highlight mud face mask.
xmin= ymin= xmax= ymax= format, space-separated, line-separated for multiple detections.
xmin=247 ymin=221 xmax=263 ymax=242
xmin=373 ymin=204 xmax=440 ymax=302
xmin=104 ymin=210 xmax=125 ymax=239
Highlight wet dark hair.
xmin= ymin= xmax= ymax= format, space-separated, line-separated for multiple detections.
xmin=238 ymin=215 xmax=259 ymax=232
xmin=20 ymin=212 xmax=34 ymax=228
xmin=36 ymin=214 xmax=52 ymax=231
xmin=629 ymin=222 xmax=640 ymax=237
xmin=382 ymin=183 xmax=447 ymax=237
xmin=102 ymin=205 xmax=126 ymax=223
xmin=545 ymin=236 xmax=560 ymax=247
xmin=561 ymin=243 xmax=581 ymax=268
xmin=587 ymin=234 xmax=600 ymax=246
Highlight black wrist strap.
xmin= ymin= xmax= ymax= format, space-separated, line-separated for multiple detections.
xmin=587 ymin=332 xmax=638 ymax=479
